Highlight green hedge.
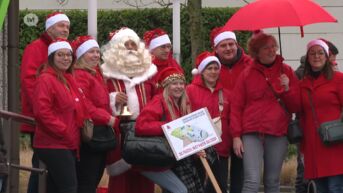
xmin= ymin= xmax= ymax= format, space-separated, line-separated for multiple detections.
xmin=20 ymin=8 xmax=251 ymax=80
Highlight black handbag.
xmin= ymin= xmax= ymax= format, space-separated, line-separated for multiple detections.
xmin=120 ymin=122 xmax=176 ymax=167
xmin=288 ymin=119 xmax=303 ymax=144
xmin=85 ymin=125 xmax=116 ymax=152
xmin=307 ymin=91 xmax=343 ymax=145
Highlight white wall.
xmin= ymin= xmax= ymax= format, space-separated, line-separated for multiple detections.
xmin=19 ymin=0 xmax=343 ymax=70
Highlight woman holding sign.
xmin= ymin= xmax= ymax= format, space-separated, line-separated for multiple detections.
xmin=186 ymin=51 xmax=231 ymax=193
xmin=136 ymin=67 xmax=204 ymax=193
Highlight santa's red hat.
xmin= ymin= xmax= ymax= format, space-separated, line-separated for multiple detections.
xmin=210 ymin=26 xmax=236 ymax=48
xmin=157 ymin=67 xmax=185 ymax=88
xmin=108 ymin=27 xmax=140 ymax=45
xmin=48 ymin=39 xmax=72 ymax=56
xmin=307 ymin=39 xmax=329 ymax=56
xmin=45 ymin=12 xmax=70 ymax=30
xmin=143 ymin=28 xmax=171 ymax=51
xmin=192 ymin=51 xmax=221 ymax=75
xmin=71 ymin=35 xmax=99 ymax=59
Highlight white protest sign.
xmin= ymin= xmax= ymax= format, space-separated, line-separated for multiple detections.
xmin=162 ymin=107 xmax=221 ymax=161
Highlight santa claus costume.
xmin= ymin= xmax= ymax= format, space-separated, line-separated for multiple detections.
xmin=101 ymin=27 xmax=157 ymax=193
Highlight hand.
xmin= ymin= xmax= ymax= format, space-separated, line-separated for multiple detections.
xmin=115 ymin=92 xmax=128 ymax=105
xmin=280 ymin=74 xmax=290 ymax=91
xmin=196 ymin=150 xmax=206 ymax=158
xmin=233 ymin=137 xmax=244 ymax=158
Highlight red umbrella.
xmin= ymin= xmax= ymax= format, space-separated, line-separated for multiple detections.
xmin=224 ymin=0 xmax=337 ymax=37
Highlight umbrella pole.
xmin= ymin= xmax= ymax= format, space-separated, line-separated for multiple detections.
xmin=278 ymin=27 xmax=282 ymax=56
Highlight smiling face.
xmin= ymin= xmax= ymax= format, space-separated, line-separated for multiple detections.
xmin=202 ymin=62 xmax=220 ymax=87
xmin=47 ymin=21 xmax=70 ymax=40
xmin=214 ymin=39 xmax=238 ymax=63
xmin=307 ymin=45 xmax=328 ymax=71
xmin=151 ymin=43 xmax=172 ymax=61
xmin=54 ymin=49 xmax=73 ymax=71
xmin=257 ymin=38 xmax=278 ymax=65
xmin=81 ymin=47 xmax=100 ymax=67
xmin=167 ymin=79 xmax=185 ymax=101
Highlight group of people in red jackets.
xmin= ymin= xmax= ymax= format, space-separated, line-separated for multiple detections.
xmin=20 ymin=11 xmax=343 ymax=193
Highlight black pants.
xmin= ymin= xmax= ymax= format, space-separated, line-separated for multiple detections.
xmin=35 ymin=148 xmax=77 ymax=193
xmin=27 ymin=134 xmax=39 ymax=193
xmin=205 ymin=156 xmax=229 ymax=193
xmin=229 ymin=152 xmax=244 ymax=193
xmin=76 ymin=143 xmax=107 ymax=193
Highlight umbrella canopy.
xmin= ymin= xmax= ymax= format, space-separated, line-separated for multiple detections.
xmin=224 ymin=0 xmax=337 ymax=37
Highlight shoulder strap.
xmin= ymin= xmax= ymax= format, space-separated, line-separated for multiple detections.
xmin=218 ymin=89 xmax=224 ymax=115
xmin=256 ymin=69 xmax=290 ymax=115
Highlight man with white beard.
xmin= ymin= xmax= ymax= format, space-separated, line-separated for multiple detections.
xmin=101 ymin=27 xmax=157 ymax=193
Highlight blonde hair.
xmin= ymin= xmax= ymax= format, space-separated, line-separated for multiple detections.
xmin=162 ymin=83 xmax=191 ymax=120
xmin=74 ymin=57 xmax=97 ymax=75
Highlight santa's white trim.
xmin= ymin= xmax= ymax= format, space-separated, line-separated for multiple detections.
xmin=307 ymin=39 xmax=329 ymax=55
xmin=111 ymin=28 xmax=140 ymax=45
xmin=76 ymin=39 xmax=99 ymax=59
xmin=45 ymin=14 xmax=70 ymax=30
xmin=214 ymin=31 xmax=236 ymax=47
xmin=198 ymin=56 xmax=221 ymax=73
xmin=48 ymin=41 xmax=72 ymax=56
xmin=149 ymin=34 xmax=171 ymax=51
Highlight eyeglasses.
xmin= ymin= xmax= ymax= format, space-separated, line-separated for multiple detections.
xmin=308 ymin=51 xmax=325 ymax=57
xmin=56 ymin=52 xmax=73 ymax=58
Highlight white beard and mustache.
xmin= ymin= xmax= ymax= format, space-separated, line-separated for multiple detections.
xmin=102 ymin=39 xmax=152 ymax=78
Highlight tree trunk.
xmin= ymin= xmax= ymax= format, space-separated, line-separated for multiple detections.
xmin=187 ymin=0 xmax=203 ymax=67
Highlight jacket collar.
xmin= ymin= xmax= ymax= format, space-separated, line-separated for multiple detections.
xmin=191 ymin=75 xmax=223 ymax=92
xmin=40 ymin=32 xmax=53 ymax=46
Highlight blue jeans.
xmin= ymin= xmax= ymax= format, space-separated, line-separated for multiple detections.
xmin=241 ymin=133 xmax=288 ymax=193
xmin=314 ymin=175 xmax=343 ymax=193
xmin=141 ymin=170 xmax=187 ymax=193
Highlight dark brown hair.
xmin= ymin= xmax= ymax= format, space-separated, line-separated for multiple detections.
xmin=304 ymin=50 xmax=333 ymax=80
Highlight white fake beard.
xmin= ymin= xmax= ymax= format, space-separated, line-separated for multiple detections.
xmin=102 ymin=41 xmax=151 ymax=78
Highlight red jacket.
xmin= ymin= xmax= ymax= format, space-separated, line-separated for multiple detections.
xmin=186 ymin=76 xmax=232 ymax=157
xmin=74 ymin=67 xmax=118 ymax=127
xmin=230 ymin=56 xmax=299 ymax=138
xmin=136 ymin=94 xmax=186 ymax=136
xmin=218 ymin=47 xmax=252 ymax=91
xmin=20 ymin=33 xmax=53 ymax=133
xmin=300 ymin=72 xmax=343 ymax=179
xmin=32 ymin=67 xmax=86 ymax=150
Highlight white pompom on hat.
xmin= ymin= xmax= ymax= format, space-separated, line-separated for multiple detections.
xmin=45 ymin=12 xmax=70 ymax=30
xmin=307 ymin=39 xmax=329 ymax=56
xmin=192 ymin=51 xmax=221 ymax=75
xmin=48 ymin=39 xmax=72 ymax=56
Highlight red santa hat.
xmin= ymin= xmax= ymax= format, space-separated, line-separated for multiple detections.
xmin=48 ymin=39 xmax=72 ymax=56
xmin=307 ymin=39 xmax=329 ymax=56
xmin=71 ymin=35 xmax=99 ymax=59
xmin=143 ymin=28 xmax=171 ymax=51
xmin=210 ymin=26 xmax=236 ymax=48
xmin=45 ymin=12 xmax=70 ymax=30
xmin=157 ymin=67 xmax=185 ymax=88
xmin=108 ymin=27 xmax=140 ymax=45
xmin=192 ymin=51 xmax=221 ymax=75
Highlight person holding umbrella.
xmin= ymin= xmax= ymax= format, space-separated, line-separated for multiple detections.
xmin=231 ymin=32 xmax=299 ymax=193
xmin=210 ymin=26 xmax=252 ymax=193
xmin=298 ymin=39 xmax=343 ymax=193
